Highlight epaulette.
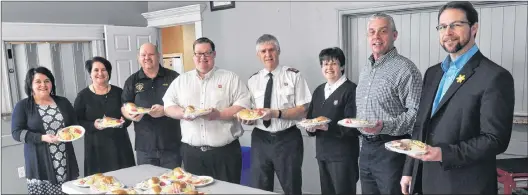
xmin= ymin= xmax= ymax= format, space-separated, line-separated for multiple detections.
xmin=286 ymin=67 xmax=299 ymax=73
xmin=249 ymin=71 xmax=260 ymax=79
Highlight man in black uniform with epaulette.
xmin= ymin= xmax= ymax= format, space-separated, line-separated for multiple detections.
xmin=121 ymin=43 xmax=181 ymax=169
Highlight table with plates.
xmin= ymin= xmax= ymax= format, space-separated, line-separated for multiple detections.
xmin=62 ymin=164 xmax=278 ymax=194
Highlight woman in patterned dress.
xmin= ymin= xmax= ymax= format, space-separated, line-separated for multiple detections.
xmin=11 ymin=66 xmax=79 ymax=194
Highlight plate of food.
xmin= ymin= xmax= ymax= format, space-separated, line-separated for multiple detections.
xmin=185 ymin=176 xmax=214 ymax=187
xmin=124 ymin=103 xmax=151 ymax=115
xmin=90 ymin=176 xmax=125 ymax=194
xmin=337 ymin=118 xmax=377 ymax=128
xmin=146 ymin=185 xmax=162 ymax=194
xmin=160 ymin=181 xmax=196 ymax=194
xmin=98 ymin=116 xmax=125 ymax=128
xmin=57 ymin=125 xmax=85 ymax=142
xmin=106 ymin=188 xmax=139 ymax=194
xmin=183 ymin=106 xmax=213 ymax=118
xmin=73 ymin=173 xmax=104 ymax=187
xmin=385 ymin=139 xmax=427 ymax=156
xmin=160 ymin=167 xmax=192 ymax=182
xmin=135 ymin=177 xmax=169 ymax=191
xmin=236 ymin=109 xmax=267 ymax=120
xmin=181 ymin=190 xmax=206 ymax=195
xmin=297 ymin=116 xmax=331 ymax=128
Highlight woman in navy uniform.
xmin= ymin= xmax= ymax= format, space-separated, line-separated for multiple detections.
xmin=305 ymin=47 xmax=360 ymax=194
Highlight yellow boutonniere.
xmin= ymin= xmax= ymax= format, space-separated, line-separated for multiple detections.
xmin=456 ymin=74 xmax=466 ymax=83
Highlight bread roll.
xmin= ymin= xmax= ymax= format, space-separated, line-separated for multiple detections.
xmin=150 ymin=185 xmax=162 ymax=194
xmin=102 ymin=176 xmax=115 ymax=184
xmin=148 ymin=177 xmax=160 ymax=186
xmin=110 ymin=189 xmax=127 ymax=194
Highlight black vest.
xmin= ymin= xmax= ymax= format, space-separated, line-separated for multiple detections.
xmin=307 ymin=80 xmax=360 ymax=160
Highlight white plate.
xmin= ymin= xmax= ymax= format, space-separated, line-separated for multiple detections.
xmin=57 ymin=125 xmax=85 ymax=142
xmin=384 ymin=139 xmax=427 ymax=156
xmin=134 ymin=179 xmax=171 ymax=191
xmin=72 ymin=176 xmax=92 ymax=188
xmin=189 ymin=176 xmax=214 ymax=187
xmin=90 ymin=183 xmax=125 ymax=194
xmin=106 ymin=188 xmax=140 ymax=194
xmin=236 ymin=110 xmax=267 ymax=121
xmin=128 ymin=108 xmax=151 ymax=115
xmin=337 ymin=118 xmax=376 ymax=128
xmin=297 ymin=118 xmax=332 ymax=128
xmin=134 ymin=181 xmax=149 ymax=191
xmin=183 ymin=108 xmax=213 ymax=118
xmin=98 ymin=118 xmax=125 ymax=128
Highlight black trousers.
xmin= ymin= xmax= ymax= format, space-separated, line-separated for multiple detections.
xmin=250 ymin=126 xmax=303 ymax=195
xmin=136 ymin=149 xmax=182 ymax=169
xmin=181 ymin=139 xmax=242 ymax=184
xmin=318 ymin=158 xmax=359 ymax=195
xmin=359 ymin=134 xmax=409 ymax=195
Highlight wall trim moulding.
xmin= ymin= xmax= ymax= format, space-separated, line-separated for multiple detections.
xmin=142 ymin=4 xmax=205 ymax=28
xmin=2 ymin=22 xmax=104 ymax=41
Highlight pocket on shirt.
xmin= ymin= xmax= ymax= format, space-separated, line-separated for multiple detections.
xmin=212 ymin=89 xmax=230 ymax=109
xmin=252 ymin=90 xmax=265 ymax=107
xmin=280 ymin=86 xmax=295 ymax=107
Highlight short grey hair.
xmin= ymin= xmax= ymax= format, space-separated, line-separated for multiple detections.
xmin=255 ymin=34 xmax=281 ymax=53
xmin=368 ymin=13 xmax=397 ymax=32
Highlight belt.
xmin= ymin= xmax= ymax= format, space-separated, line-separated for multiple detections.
xmin=197 ymin=146 xmax=214 ymax=152
xmin=362 ymin=134 xmax=410 ymax=142
xmin=186 ymin=139 xmax=238 ymax=152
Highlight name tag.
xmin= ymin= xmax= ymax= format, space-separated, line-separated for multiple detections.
xmin=162 ymin=83 xmax=169 ymax=86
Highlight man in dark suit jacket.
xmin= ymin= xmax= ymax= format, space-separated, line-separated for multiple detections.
xmin=400 ymin=2 xmax=515 ymax=194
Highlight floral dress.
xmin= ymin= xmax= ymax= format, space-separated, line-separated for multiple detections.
xmin=26 ymin=104 xmax=67 ymax=194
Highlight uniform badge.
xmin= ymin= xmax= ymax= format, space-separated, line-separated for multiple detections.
xmin=286 ymin=67 xmax=299 ymax=73
xmin=218 ymin=84 xmax=222 ymax=88
xmin=135 ymin=83 xmax=144 ymax=92
xmin=284 ymin=83 xmax=288 ymax=86
xmin=334 ymin=100 xmax=338 ymax=105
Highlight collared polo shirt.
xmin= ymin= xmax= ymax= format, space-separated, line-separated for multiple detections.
xmin=122 ymin=65 xmax=180 ymax=152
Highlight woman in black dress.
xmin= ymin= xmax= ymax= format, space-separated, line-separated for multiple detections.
xmin=74 ymin=56 xmax=135 ymax=176
xmin=11 ymin=66 xmax=79 ymax=194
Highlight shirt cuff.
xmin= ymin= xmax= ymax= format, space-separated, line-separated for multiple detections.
xmin=20 ymin=129 xmax=28 ymax=143
xmin=162 ymin=99 xmax=178 ymax=109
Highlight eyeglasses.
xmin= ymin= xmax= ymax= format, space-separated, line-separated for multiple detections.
xmin=194 ymin=51 xmax=214 ymax=57
xmin=436 ymin=21 xmax=471 ymax=32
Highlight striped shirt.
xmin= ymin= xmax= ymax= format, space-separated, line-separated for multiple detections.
xmin=355 ymin=48 xmax=423 ymax=136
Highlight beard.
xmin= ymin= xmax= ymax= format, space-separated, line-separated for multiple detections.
xmin=441 ymin=31 xmax=471 ymax=53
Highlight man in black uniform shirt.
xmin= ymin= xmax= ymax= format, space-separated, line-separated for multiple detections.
xmin=305 ymin=47 xmax=360 ymax=194
xmin=121 ymin=43 xmax=181 ymax=169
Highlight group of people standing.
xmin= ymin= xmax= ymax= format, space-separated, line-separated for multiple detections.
xmin=12 ymin=1 xmax=515 ymax=195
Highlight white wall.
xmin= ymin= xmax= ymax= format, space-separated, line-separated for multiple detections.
xmin=1 ymin=1 xmax=148 ymax=26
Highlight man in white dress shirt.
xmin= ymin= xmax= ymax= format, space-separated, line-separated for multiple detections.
xmin=163 ymin=37 xmax=251 ymax=184
xmin=242 ymin=34 xmax=312 ymax=194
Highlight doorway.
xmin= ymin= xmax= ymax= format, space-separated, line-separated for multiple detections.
xmin=160 ymin=24 xmax=196 ymax=74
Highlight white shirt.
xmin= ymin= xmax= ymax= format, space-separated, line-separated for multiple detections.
xmin=247 ymin=65 xmax=312 ymax=132
xmin=324 ymin=75 xmax=347 ymax=99
xmin=162 ymin=67 xmax=251 ymax=147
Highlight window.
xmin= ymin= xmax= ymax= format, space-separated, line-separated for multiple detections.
xmin=2 ymin=41 xmax=92 ymax=136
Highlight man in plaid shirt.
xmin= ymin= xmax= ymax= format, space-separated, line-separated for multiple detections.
xmin=355 ymin=13 xmax=423 ymax=194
